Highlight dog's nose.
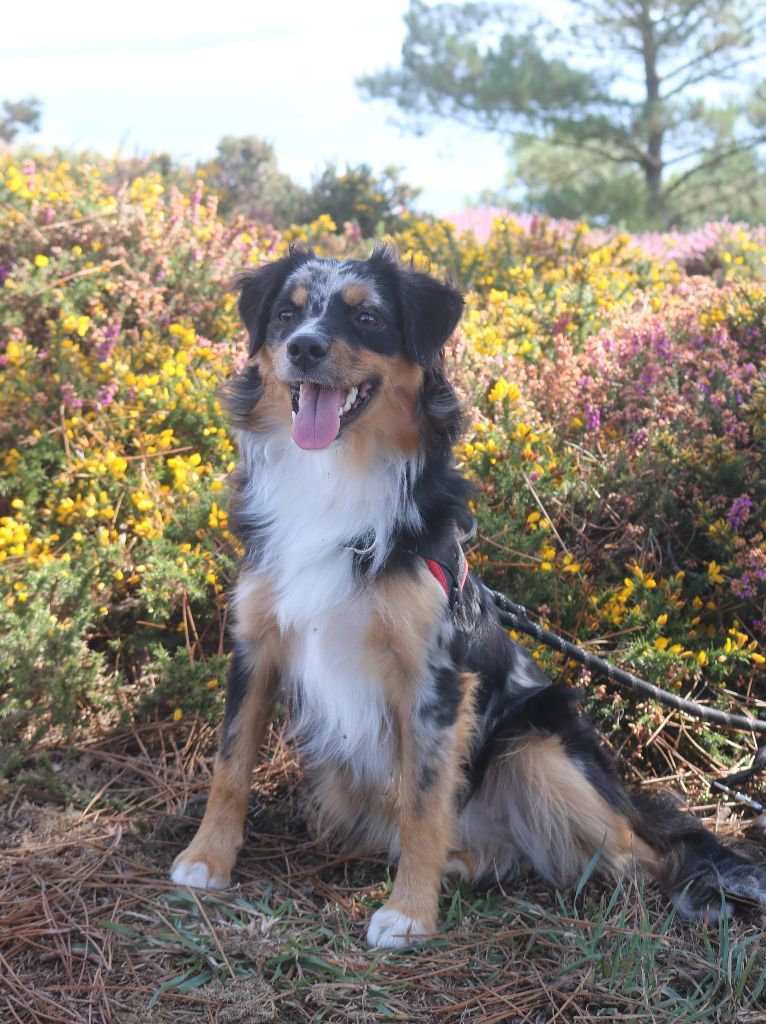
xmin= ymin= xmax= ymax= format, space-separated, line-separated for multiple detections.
xmin=286 ymin=334 xmax=329 ymax=371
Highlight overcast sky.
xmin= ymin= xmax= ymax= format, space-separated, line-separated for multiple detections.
xmin=1 ymin=0 xmax=514 ymax=214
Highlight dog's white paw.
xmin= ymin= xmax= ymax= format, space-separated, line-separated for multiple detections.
xmin=170 ymin=859 xmax=229 ymax=891
xmin=366 ymin=906 xmax=431 ymax=948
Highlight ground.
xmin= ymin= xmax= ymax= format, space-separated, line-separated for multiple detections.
xmin=3 ymin=721 xmax=766 ymax=1023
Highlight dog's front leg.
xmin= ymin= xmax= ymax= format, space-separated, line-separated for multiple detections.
xmin=171 ymin=641 xmax=278 ymax=889
xmin=367 ymin=663 xmax=473 ymax=948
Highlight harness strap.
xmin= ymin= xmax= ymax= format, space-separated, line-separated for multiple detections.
xmin=425 ymin=553 xmax=469 ymax=608
xmin=409 ymin=524 xmax=473 ymax=610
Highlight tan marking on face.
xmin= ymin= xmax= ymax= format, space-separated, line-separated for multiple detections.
xmin=243 ymin=349 xmax=292 ymax=435
xmin=290 ymin=285 xmax=308 ymax=307
xmin=271 ymin=336 xmax=362 ymax=390
xmin=342 ymin=351 xmax=424 ymax=470
xmin=270 ymin=339 xmax=425 ymax=461
xmin=342 ymin=282 xmax=373 ymax=307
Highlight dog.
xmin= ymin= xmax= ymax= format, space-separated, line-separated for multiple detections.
xmin=171 ymin=245 xmax=766 ymax=947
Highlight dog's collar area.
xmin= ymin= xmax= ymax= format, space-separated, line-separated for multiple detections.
xmin=424 ymin=555 xmax=469 ymax=608
xmin=409 ymin=529 xmax=471 ymax=609
xmin=342 ymin=526 xmax=471 ymax=609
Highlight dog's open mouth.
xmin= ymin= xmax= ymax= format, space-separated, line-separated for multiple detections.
xmin=289 ymin=381 xmax=376 ymax=450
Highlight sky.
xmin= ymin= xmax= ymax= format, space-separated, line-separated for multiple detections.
xmin=0 ymin=0 xmax=514 ymax=215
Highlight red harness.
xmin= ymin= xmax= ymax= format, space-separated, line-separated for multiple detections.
xmin=421 ymin=544 xmax=469 ymax=606
xmin=425 ymin=557 xmax=469 ymax=600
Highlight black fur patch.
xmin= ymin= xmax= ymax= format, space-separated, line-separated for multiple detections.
xmin=222 ymin=360 xmax=263 ymax=429
xmin=418 ymin=665 xmax=463 ymax=729
xmin=394 ymin=260 xmax=464 ymax=368
xmin=235 ymin=247 xmax=312 ymax=356
xmin=220 ymin=645 xmax=252 ymax=759
xmin=418 ymin=761 xmax=437 ymax=791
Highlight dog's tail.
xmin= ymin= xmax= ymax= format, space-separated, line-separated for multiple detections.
xmin=628 ymin=791 xmax=766 ymax=921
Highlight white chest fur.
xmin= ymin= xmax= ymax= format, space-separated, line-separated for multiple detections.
xmin=237 ymin=429 xmax=420 ymax=630
xmin=236 ymin=431 xmax=420 ymax=780
xmin=285 ymin=598 xmax=395 ymax=782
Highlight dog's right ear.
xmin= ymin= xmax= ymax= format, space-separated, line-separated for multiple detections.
xmin=234 ymin=249 xmax=309 ymax=356
xmin=397 ymin=268 xmax=464 ymax=370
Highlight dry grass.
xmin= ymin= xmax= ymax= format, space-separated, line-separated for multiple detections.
xmin=2 ymin=721 xmax=766 ymax=1024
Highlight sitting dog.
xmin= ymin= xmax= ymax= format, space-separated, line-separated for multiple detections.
xmin=172 ymin=246 xmax=766 ymax=947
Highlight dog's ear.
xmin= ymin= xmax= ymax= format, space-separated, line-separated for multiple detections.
xmin=397 ymin=266 xmax=464 ymax=369
xmin=234 ymin=248 xmax=310 ymax=356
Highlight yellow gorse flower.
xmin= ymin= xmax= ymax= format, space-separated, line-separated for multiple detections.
xmin=707 ymin=561 xmax=725 ymax=584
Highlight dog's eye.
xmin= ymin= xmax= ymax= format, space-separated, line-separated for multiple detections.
xmin=356 ymin=310 xmax=380 ymax=327
xmin=277 ymin=309 xmax=296 ymax=323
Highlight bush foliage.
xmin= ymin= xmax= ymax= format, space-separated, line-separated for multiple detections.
xmin=1 ymin=154 xmax=765 ymax=759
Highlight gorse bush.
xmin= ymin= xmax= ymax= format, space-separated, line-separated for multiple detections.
xmin=1 ymin=153 xmax=765 ymax=761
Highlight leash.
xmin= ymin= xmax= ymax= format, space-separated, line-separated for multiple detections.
xmin=410 ymin=527 xmax=765 ymax=808
xmin=483 ymin=584 xmax=766 ymax=811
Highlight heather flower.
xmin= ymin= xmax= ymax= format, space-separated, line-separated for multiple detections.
xmin=727 ymin=496 xmax=752 ymax=533
xmin=585 ymin=404 xmax=601 ymax=430
xmin=95 ymin=323 xmax=120 ymax=363
xmin=95 ymin=381 xmax=119 ymax=409
xmin=630 ymin=427 xmax=648 ymax=450
xmin=60 ymin=383 xmax=83 ymax=409
xmin=731 ymin=548 xmax=766 ymax=601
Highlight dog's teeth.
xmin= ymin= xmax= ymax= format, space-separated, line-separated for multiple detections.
xmin=291 ymin=411 xmax=296 ymax=421
xmin=341 ymin=386 xmax=358 ymax=415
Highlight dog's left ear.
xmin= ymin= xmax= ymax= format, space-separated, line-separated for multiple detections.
xmin=234 ymin=248 xmax=310 ymax=356
xmin=398 ymin=268 xmax=464 ymax=369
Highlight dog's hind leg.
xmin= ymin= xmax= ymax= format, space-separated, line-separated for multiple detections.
xmin=171 ymin=641 xmax=279 ymax=889
xmin=461 ymin=683 xmax=766 ymax=919
xmin=461 ymin=726 xmax=659 ymax=889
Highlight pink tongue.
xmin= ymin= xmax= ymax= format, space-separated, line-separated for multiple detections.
xmin=292 ymin=384 xmax=345 ymax=450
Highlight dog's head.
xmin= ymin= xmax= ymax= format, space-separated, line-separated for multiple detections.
xmin=232 ymin=246 xmax=464 ymax=453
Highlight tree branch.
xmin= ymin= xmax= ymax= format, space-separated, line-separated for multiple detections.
xmin=670 ymin=171 xmax=764 ymax=221
xmin=662 ymin=48 xmax=766 ymax=98
xmin=656 ymin=1 xmax=721 ymax=49
xmin=664 ymin=135 xmax=766 ymax=196
xmin=663 ymin=133 xmax=766 ymax=167
xmin=545 ymin=137 xmax=645 ymax=165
